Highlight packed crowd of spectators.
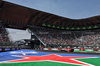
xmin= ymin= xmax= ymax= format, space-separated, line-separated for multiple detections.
xmin=73 ymin=33 xmax=100 ymax=46
xmin=37 ymin=32 xmax=100 ymax=46
xmin=0 ymin=23 xmax=13 ymax=46
xmin=30 ymin=26 xmax=100 ymax=47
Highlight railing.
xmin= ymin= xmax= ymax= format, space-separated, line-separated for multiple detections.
xmin=32 ymin=32 xmax=46 ymax=47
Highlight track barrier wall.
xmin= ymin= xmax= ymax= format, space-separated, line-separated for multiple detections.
xmin=43 ymin=48 xmax=100 ymax=52
xmin=0 ymin=48 xmax=21 ymax=52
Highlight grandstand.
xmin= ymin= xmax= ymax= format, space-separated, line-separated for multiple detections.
xmin=0 ymin=27 xmax=21 ymax=52
xmin=0 ymin=21 xmax=19 ymax=49
xmin=0 ymin=21 xmax=10 ymax=45
xmin=0 ymin=0 xmax=100 ymax=50
xmin=29 ymin=26 xmax=100 ymax=49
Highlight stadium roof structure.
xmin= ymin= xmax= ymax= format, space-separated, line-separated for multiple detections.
xmin=0 ymin=0 xmax=100 ymax=30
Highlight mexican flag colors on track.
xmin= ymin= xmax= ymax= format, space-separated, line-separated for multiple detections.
xmin=0 ymin=50 xmax=100 ymax=66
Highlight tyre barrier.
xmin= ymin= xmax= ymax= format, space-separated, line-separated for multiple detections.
xmin=0 ymin=48 xmax=21 ymax=52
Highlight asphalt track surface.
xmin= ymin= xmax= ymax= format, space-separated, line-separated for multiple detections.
xmin=34 ymin=50 xmax=100 ymax=55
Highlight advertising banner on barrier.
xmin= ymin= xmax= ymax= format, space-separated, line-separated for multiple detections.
xmin=51 ymin=48 xmax=58 ymax=51
xmin=0 ymin=49 xmax=2 ymax=51
xmin=5 ymin=48 xmax=10 ymax=51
